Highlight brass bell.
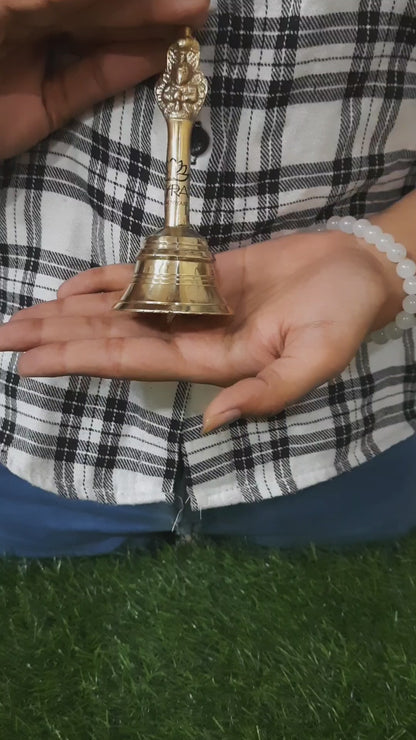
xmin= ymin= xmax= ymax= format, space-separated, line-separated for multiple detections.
xmin=114 ymin=28 xmax=232 ymax=317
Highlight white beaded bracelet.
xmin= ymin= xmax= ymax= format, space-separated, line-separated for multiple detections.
xmin=325 ymin=215 xmax=416 ymax=344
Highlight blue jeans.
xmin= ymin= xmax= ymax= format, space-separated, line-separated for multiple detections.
xmin=1 ymin=435 xmax=416 ymax=557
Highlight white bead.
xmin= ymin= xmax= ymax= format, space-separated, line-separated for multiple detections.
xmin=403 ymin=295 xmax=416 ymax=314
xmin=371 ymin=328 xmax=389 ymax=344
xmin=396 ymin=259 xmax=416 ymax=278
xmin=338 ymin=216 xmax=356 ymax=234
xmin=404 ymin=276 xmax=416 ymax=295
xmin=363 ymin=224 xmax=383 ymax=244
xmin=386 ymin=243 xmax=407 ymax=263
xmin=352 ymin=218 xmax=371 ymax=237
xmin=314 ymin=223 xmax=327 ymax=232
xmin=374 ymin=233 xmax=395 ymax=253
xmin=395 ymin=311 xmax=416 ymax=330
xmin=326 ymin=216 xmax=341 ymax=230
xmin=385 ymin=322 xmax=404 ymax=340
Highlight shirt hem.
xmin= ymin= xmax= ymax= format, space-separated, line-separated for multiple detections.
xmin=2 ymin=427 xmax=415 ymax=509
xmin=189 ymin=427 xmax=416 ymax=511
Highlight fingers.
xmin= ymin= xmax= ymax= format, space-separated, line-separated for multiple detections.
xmin=9 ymin=265 xmax=135 ymax=323
xmin=42 ymin=40 xmax=168 ymax=133
xmin=57 ymin=265 xmax=134 ymax=299
xmin=131 ymin=0 xmax=210 ymax=28
xmin=0 ymin=43 xmax=50 ymax=160
xmin=50 ymin=0 xmax=210 ymax=36
xmin=66 ymin=24 xmax=191 ymax=46
xmin=203 ymin=324 xmax=360 ymax=433
xmin=5 ymin=1 xmax=210 ymax=47
xmin=10 ymin=292 xmax=123 ymax=322
xmin=0 ymin=314 xmax=165 ymax=353
xmin=16 ymin=337 xmax=186 ymax=380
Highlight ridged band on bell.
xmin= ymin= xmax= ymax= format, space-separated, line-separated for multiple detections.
xmin=113 ymin=230 xmax=231 ymax=315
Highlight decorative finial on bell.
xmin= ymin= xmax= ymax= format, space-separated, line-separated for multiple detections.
xmin=113 ymin=29 xmax=232 ymax=317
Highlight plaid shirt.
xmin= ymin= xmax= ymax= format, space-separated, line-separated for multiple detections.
xmin=1 ymin=0 xmax=415 ymax=508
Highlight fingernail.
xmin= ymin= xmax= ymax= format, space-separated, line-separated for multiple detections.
xmin=202 ymin=408 xmax=241 ymax=435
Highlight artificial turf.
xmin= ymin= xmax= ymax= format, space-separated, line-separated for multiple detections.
xmin=1 ymin=534 xmax=416 ymax=739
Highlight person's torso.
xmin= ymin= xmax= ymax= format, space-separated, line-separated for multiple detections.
xmin=1 ymin=0 xmax=415 ymax=508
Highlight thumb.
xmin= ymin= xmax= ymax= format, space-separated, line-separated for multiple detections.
xmin=202 ymin=327 xmax=360 ymax=433
xmin=43 ymin=40 xmax=168 ymax=133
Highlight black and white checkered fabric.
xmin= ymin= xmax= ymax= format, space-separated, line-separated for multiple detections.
xmin=1 ymin=0 xmax=415 ymax=508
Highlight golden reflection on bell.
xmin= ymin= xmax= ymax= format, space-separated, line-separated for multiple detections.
xmin=114 ymin=27 xmax=232 ymax=317
xmin=113 ymin=227 xmax=231 ymax=315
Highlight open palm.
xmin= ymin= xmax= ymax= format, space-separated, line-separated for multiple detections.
xmin=0 ymin=231 xmax=389 ymax=431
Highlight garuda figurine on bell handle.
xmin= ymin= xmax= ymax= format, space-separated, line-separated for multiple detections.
xmin=114 ymin=27 xmax=232 ymax=317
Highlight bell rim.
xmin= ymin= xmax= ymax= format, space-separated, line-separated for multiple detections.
xmin=113 ymin=300 xmax=233 ymax=316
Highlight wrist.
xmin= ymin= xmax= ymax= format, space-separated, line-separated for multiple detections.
xmin=325 ymin=210 xmax=416 ymax=339
xmin=352 ymin=229 xmax=405 ymax=331
xmin=329 ymin=226 xmax=405 ymax=332
xmin=370 ymin=192 xmax=416 ymax=326
xmin=354 ymin=191 xmax=416 ymax=330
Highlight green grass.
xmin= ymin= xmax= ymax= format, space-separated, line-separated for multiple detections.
xmin=1 ymin=534 xmax=416 ymax=739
